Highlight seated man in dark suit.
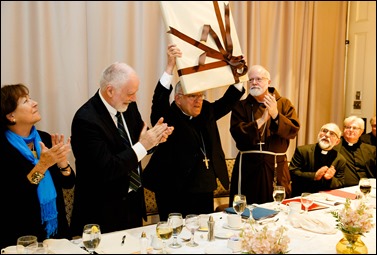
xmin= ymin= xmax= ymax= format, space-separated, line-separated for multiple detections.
xmin=290 ymin=123 xmax=346 ymax=197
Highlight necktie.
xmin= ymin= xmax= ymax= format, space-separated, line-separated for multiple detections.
xmin=116 ymin=112 xmax=141 ymax=192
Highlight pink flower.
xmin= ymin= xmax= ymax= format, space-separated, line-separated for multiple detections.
xmin=240 ymin=220 xmax=290 ymax=254
xmin=331 ymin=198 xmax=374 ymax=235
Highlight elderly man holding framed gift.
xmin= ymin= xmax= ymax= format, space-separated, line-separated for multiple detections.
xmin=143 ymin=2 xmax=248 ymax=221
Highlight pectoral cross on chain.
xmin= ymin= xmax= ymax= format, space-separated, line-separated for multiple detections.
xmin=200 ymin=132 xmax=210 ymax=170
xmin=203 ymin=156 xmax=210 ymax=170
xmin=258 ymin=141 xmax=265 ymax=152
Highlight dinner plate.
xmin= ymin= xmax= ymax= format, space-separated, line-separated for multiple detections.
xmin=214 ymin=230 xmax=234 ymax=239
xmin=222 ymin=223 xmax=242 ymax=230
xmin=1 ymin=245 xmax=17 ymax=254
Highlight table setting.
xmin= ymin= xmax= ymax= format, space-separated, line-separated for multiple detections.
xmin=2 ymin=185 xmax=375 ymax=254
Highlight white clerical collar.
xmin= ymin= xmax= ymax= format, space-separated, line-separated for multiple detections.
xmin=348 ymin=143 xmax=354 ymax=146
xmin=321 ymin=150 xmax=329 ymax=155
xmin=180 ymin=109 xmax=193 ymax=120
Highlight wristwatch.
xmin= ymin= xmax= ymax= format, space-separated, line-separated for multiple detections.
xmin=30 ymin=171 xmax=44 ymax=185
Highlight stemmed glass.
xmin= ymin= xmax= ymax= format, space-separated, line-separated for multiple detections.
xmin=359 ymin=178 xmax=372 ymax=200
xmin=184 ymin=214 xmax=200 ymax=247
xmin=168 ymin=213 xmax=183 ymax=248
xmin=300 ymin=192 xmax=314 ymax=214
xmin=272 ymin=186 xmax=286 ymax=211
xmin=82 ymin=224 xmax=101 ymax=254
xmin=233 ymin=194 xmax=247 ymax=216
xmin=16 ymin=235 xmax=37 ymax=254
xmin=156 ymin=221 xmax=173 ymax=254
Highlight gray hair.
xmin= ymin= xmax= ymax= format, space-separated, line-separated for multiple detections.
xmin=343 ymin=115 xmax=365 ymax=130
xmin=174 ymin=81 xmax=183 ymax=96
xmin=320 ymin=123 xmax=342 ymax=138
xmin=99 ymin=62 xmax=136 ymax=90
xmin=249 ymin=65 xmax=271 ymax=80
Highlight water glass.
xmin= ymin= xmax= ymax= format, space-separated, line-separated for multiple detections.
xmin=16 ymin=235 xmax=37 ymax=254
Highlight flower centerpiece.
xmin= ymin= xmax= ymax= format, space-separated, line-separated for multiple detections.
xmin=240 ymin=219 xmax=290 ymax=254
xmin=331 ymin=198 xmax=374 ymax=254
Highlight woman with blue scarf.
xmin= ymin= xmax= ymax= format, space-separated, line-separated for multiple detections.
xmin=0 ymin=84 xmax=75 ymax=249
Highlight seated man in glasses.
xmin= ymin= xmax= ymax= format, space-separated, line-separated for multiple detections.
xmin=142 ymin=44 xmax=245 ymax=221
xmin=334 ymin=116 xmax=376 ymax=187
xmin=289 ymin=123 xmax=346 ymax=197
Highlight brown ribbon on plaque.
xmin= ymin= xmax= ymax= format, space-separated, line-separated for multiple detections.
xmin=167 ymin=1 xmax=248 ymax=84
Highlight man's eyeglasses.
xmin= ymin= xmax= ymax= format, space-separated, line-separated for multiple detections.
xmin=248 ymin=77 xmax=268 ymax=83
xmin=320 ymin=128 xmax=339 ymax=138
xmin=344 ymin=126 xmax=361 ymax=131
xmin=179 ymin=93 xmax=205 ymax=101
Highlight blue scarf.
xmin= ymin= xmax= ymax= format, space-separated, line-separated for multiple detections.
xmin=5 ymin=126 xmax=58 ymax=238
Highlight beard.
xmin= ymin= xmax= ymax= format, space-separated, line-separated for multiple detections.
xmin=249 ymin=87 xmax=265 ymax=97
xmin=318 ymin=138 xmax=332 ymax=150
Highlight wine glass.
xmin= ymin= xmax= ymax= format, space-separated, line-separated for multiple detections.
xmin=168 ymin=213 xmax=183 ymax=248
xmin=300 ymin=192 xmax=314 ymax=214
xmin=82 ymin=224 xmax=101 ymax=254
xmin=233 ymin=194 xmax=247 ymax=216
xmin=156 ymin=221 xmax=173 ymax=254
xmin=184 ymin=214 xmax=200 ymax=247
xmin=272 ymin=186 xmax=286 ymax=211
xmin=359 ymin=178 xmax=372 ymax=200
xmin=27 ymin=242 xmax=49 ymax=254
xmin=16 ymin=235 xmax=37 ymax=254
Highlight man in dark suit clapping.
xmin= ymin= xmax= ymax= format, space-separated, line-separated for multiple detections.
xmin=70 ymin=62 xmax=173 ymax=236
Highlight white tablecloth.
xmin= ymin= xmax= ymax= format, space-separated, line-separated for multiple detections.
xmin=100 ymin=186 xmax=376 ymax=254
xmin=4 ymin=186 xmax=372 ymax=254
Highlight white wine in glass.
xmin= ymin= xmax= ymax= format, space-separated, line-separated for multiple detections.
xmin=168 ymin=213 xmax=183 ymax=248
xmin=272 ymin=186 xmax=286 ymax=211
xmin=156 ymin=221 xmax=173 ymax=254
xmin=82 ymin=224 xmax=101 ymax=254
xmin=300 ymin=192 xmax=314 ymax=214
xmin=233 ymin=194 xmax=247 ymax=216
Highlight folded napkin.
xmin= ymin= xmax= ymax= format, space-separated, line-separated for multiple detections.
xmin=252 ymin=207 xmax=279 ymax=220
xmin=225 ymin=207 xmax=279 ymax=221
xmin=225 ymin=207 xmax=250 ymax=219
xmin=96 ymin=230 xmax=140 ymax=254
xmin=289 ymin=214 xmax=337 ymax=234
xmin=44 ymin=239 xmax=88 ymax=254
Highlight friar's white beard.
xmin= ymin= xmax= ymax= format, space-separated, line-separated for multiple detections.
xmin=249 ymin=87 xmax=265 ymax=97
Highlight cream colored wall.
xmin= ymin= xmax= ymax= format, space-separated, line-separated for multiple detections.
xmin=345 ymin=1 xmax=376 ymax=133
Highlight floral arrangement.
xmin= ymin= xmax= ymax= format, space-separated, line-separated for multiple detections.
xmin=240 ymin=219 xmax=290 ymax=254
xmin=331 ymin=198 xmax=374 ymax=236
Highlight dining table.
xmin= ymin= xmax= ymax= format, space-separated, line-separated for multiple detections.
xmin=89 ymin=185 xmax=377 ymax=254
xmin=2 ymin=185 xmax=375 ymax=254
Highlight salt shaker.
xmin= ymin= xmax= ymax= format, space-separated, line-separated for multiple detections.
xmin=140 ymin=231 xmax=148 ymax=254
xmin=207 ymin=215 xmax=215 ymax=241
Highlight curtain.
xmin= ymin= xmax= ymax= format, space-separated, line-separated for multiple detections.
xmin=1 ymin=1 xmax=347 ymax=163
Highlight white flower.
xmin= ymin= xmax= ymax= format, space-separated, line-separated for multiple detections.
xmin=331 ymin=198 xmax=374 ymax=236
xmin=240 ymin=219 xmax=290 ymax=254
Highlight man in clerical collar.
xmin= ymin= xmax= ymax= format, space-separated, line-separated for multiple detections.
xmin=334 ymin=115 xmax=376 ymax=186
xmin=289 ymin=123 xmax=346 ymax=197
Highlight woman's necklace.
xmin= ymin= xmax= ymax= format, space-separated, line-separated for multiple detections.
xmin=29 ymin=143 xmax=37 ymax=158
xmin=200 ymin=132 xmax=210 ymax=169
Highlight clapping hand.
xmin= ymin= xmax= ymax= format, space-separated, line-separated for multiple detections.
xmin=323 ymin=165 xmax=336 ymax=179
xmin=38 ymin=134 xmax=71 ymax=170
xmin=139 ymin=118 xmax=174 ymax=150
xmin=264 ymin=93 xmax=278 ymax=119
